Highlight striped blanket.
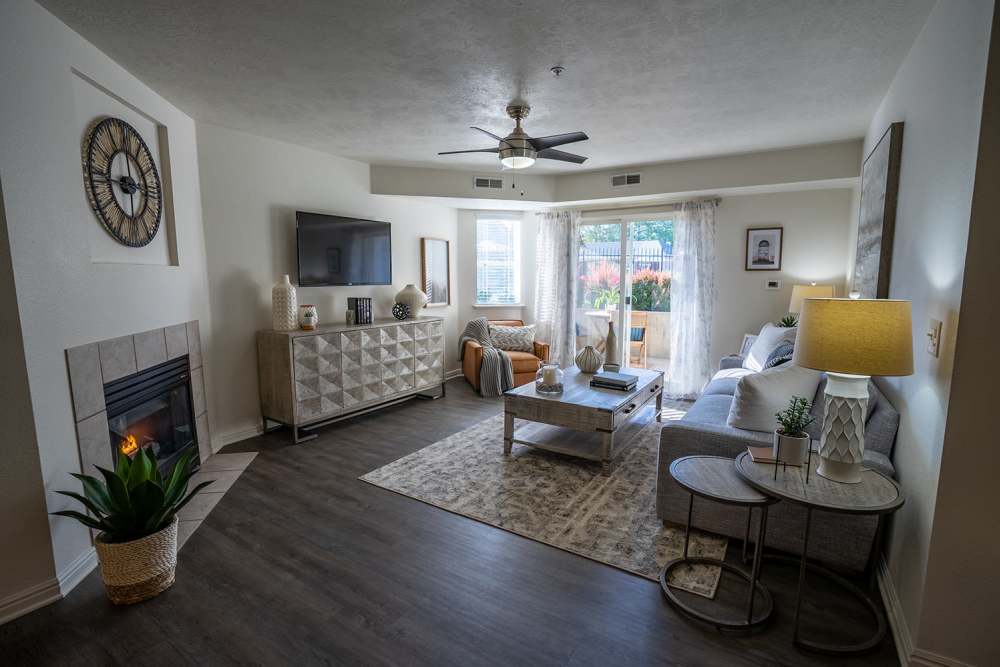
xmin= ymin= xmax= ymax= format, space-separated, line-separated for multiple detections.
xmin=459 ymin=317 xmax=514 ymax=397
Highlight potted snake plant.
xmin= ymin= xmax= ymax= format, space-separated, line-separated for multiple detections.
xmin=53 ymin=448 xmax=211 ymax=604
xmin=774 ymin=396 xmax=814 ymax=465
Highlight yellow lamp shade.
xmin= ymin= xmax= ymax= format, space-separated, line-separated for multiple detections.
xmin=792 ymin=298 xmax=914 ymax=377
xmin=788 ymin=284 xmax=836 ymax=313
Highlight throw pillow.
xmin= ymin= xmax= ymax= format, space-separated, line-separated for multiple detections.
xmin=489 ymin=324 xmax=536 ymax=352
xmin=727 ymin=365 xmax=823 ymax=433
xmin=764 ymin=341 xmax=795 ymax=369
xmin=743 ymin=323 xmax=798 ymax=372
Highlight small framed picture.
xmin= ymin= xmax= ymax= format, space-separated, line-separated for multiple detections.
xmin=745 ymin=227 xmax=783 ymax=271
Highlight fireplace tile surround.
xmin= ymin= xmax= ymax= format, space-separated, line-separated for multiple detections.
xmin=66 ymin=321 xmax=210 ymax=478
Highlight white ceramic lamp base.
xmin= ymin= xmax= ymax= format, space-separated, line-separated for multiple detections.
xmin=817 ymin=372 xmax=869 ymax=484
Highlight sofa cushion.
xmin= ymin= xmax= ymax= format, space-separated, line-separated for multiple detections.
xmin=744 ymin=323 xmax=798 ymax=372
xmin=727 ymin=365 xmax=823 ymax=433
xmin=704 ymin=367 xmax=755 ymax=396
xmin=505 ymin=350 xmax=542 ymax=374
xmin=490 ymin=324 xmax=535 ymax=352
xmin=681 ymin=393 xmax=735 ymax=425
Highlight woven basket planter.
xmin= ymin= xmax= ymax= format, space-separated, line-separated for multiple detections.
xmin=94 ymin=516 xmax=178 ymax=605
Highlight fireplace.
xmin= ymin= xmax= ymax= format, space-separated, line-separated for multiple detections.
xmin=103 ymin=355 xmax=200 ymax=476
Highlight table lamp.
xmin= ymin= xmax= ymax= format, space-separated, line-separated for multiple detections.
xmin=792 ymin=298 xmax=913 ymax=483
xmin=788 ymin=283 xmax=836 ymax=314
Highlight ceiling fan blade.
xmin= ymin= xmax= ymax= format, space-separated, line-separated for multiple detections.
xmin=470 ymin=126 xmax=503 ymax=141
xmin=530 ymin=131 xmax=589 ymax=151
xmin=438 ymin=147 xmax=500 ymax=155
xmin=536 ymin=148 xmax=587 ymax=164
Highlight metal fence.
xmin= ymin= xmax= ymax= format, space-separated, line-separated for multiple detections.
xmin=578 ymin=248 xmax=673 ymax=274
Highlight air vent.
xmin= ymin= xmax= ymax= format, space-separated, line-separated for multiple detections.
xmin=611 ymin=172 xmax=641 ymax=187
xmin=474 ymin=176 xmax=504 ymax=190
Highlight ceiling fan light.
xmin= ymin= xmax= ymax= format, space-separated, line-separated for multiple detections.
xmin=501 ymin=155 xmax=536 ymax=169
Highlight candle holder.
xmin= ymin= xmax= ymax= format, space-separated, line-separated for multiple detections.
xmin=535 ymin=363 xmax=564 ymax=394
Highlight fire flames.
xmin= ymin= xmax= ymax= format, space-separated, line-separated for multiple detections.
xmin=119 ymin=433 xmax=139 ymax=457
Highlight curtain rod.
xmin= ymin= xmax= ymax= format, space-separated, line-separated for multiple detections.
xmin=578 ymin=196 xmax=721 ymax=217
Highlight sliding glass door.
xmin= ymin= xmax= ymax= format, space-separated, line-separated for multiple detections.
xmin=576 ymin=218 xmax=673 ymax=374
xmin=575 ymin=223 xmax=624 ymax=360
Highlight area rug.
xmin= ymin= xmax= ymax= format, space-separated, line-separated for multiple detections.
xmin=360 ymin=408 xmax=728 ymax=598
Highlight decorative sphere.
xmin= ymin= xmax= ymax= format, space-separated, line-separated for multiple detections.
xmin=391 ymin=302 xmax=410 ymax=320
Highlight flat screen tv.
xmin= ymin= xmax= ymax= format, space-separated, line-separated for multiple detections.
xmin=296 ymin=212 xmax=392 ymax=286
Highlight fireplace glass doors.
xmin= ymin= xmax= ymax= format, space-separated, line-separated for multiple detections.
xmin=104 ymin=355 xmax=200 ymax=476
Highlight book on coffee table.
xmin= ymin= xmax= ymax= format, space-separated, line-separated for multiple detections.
xmin=590 ymin=371 xmax=637 ymax=391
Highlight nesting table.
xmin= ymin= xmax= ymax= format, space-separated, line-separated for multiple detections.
xmin=660 ymin=452 xmax=905 ymax=653
xmin=735 ymin=450 xmax=904 ymax=654
xmin=661 ymin=455 xmax=777 ymax=629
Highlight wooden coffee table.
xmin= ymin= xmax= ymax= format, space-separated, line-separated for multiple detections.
xmin=503 ymin=367 xmax=664 ymax=473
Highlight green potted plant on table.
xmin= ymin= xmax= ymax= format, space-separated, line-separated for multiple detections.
xmin=774 ymin=396 xmax=814 ymax=465
xmin=53 ymin=448 xmax=211 ymax=604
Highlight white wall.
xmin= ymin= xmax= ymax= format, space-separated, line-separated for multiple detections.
xmin=712 ymin=189 xmax=853 ymax=364
xmin=197 ymin=123 xmax=459 ymax=446
xmin=920 ymin=5 xmax=1000 ymax=661
xmin=579 ymin=189 xmax=854 ymax=365
xmin=0 ymin=0 xmax=212 ymax=603
xmin=860 ymin=0 xmax=993 ymax=660
xmin=456 ymin=210 xmax=537 ymax=333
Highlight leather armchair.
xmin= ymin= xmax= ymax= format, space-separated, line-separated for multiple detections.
xmin=462 ymin=319 xmax=550 ymax=392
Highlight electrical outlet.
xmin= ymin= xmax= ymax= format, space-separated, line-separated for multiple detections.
xmin=926 ymin=318 xmax=942 ymax=357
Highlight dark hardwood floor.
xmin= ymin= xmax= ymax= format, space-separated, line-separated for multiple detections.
xmin=1 ymin=379 xmax=899 ymax=666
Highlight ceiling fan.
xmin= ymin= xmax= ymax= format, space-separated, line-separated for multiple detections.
xmin=438 ymin=104 xmax=588 ymax=169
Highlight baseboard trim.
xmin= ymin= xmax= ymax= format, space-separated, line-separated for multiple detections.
xmin=878 ymin=556 xmax=914 ymax=667
xmin=0 ymin=577 xmax=61 ymax=626
xmin=57 ymin=547 xmax=97 ymax=596
xmin=877 ymin=557 xmax=972 ymax=667
xmin=445 ymin=368 xmax=463 ymax=381
xmin=212 ymin=424 xmax=264 ymax=452
xmin=910 ymin=650 xmax=974 ymax=667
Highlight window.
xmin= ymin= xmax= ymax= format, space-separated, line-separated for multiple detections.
xmin=475 ymin=215 xmax=521 ymax=305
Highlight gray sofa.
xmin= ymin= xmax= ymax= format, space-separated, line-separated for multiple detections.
xmin=656 ymin=354 xmax=900 ymax=573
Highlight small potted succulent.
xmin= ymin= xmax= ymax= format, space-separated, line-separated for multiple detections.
xmin=774 ymin=396 xmax=814 ymax=465
xmin=53 ymin=448 xmax=211 ymax=605
xmin=776 ymin=314 xmax=798 ymax=327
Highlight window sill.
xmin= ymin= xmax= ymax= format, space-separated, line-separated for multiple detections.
xmin=473 ymin=303 xmax=525 ymax=309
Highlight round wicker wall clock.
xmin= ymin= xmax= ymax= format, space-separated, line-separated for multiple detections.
xmin=81 ymin=117 xmax=163 ymax=247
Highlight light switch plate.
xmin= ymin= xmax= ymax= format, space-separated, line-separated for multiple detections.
xmin=765 ymin=279 xmax=781 ymax=290
xmin=927 ymin=318 xmax=942 ymax=357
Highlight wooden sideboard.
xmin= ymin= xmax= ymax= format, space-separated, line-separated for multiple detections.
xmin=257 ymin=316 xmax=445 ymax=442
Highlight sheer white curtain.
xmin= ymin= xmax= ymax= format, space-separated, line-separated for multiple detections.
xmin=533 ymin=210 xmax=581 ymax=367
xmin=666 ymin=200 xmax=718 ymax=399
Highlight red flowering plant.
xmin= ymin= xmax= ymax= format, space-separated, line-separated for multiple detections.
xmin=579 ymin=261 xmax=621 ymax=309
xmin=630 ymin=268 xmax=671 ymax=312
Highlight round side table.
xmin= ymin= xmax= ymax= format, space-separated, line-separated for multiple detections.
xmin=735 ymin=450 xmax=904 ymax=654
xmin=660 ymin=455 xmax=778 ymax=630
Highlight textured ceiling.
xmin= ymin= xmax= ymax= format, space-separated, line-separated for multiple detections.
xmin=41 ymin=0 xmax=932 ymax=173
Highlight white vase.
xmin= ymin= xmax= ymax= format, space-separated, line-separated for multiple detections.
xmin=272 ymin=275 xmax=297 ymax=331
xmin=603 ymin=321 xmax=620 ymax=372
xmin=395 ymin=284 xmax=427 ymax=317
xmin=575 ymin=345 xmax=603 ymax=374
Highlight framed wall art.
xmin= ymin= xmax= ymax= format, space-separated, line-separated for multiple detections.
xmin=853 ymin=122 xmax=903 ymax=299
xmin=745 ymin=227 xmax=783 ymax=271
